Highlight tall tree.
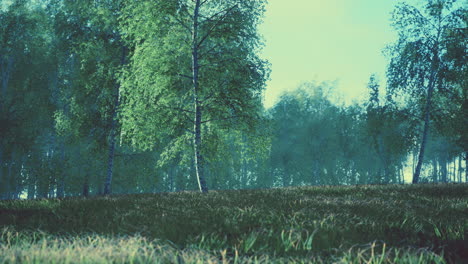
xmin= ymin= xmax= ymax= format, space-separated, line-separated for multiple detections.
xmin=0 ymin=0 xmax=53 ymax=199
xmin=386 ymin=0 xmax=466 ymax=183
xmin=365 ymin=75 xmax=414 ymax=183
xmin=52 ymin=0 xmax=127 ymax=195
xmin=120 ymin=0 xmax=269 ymax=193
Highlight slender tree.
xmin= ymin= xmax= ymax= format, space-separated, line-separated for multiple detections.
xmin=387 ymin=0 xmax=466 ymax=183
xmin=120 ymin=0 xmax=269 ymax=193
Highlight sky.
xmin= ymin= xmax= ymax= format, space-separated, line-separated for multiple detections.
xmin=259 ymin=0 xmax=401 ymax=108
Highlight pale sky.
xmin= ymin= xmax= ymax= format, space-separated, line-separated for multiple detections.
xmin=259 ymin=0 xmax=401 ymax=108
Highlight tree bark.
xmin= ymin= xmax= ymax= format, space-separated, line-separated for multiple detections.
xmin=169 ymin=168 xmax=174 ymax=192
xmin=432 ymin=158 xmax=438 ymax=183
xmin=0 ymin=56 xmax=13 ymax=198
xmin=312 ymin=160 xmax=320 ymax=185
xmin=104 ymin=45 xmax=126 ymax=195
xmin=57 ymin=144 xmax=65 ymax=198
xmin=458 ymin=155 xmax=462 ymax=183
xmin=400 ymin=165 xmax=404 ymax=184
xmin=440 ymin=154 xmax=447 ymax=183
xmin=13 ymin=159 xmax=22 ymax=199
xmin=192 ymin=0 xmax=208 ymax=193
xmin=412 ymin=83 xmax=434 ymax=183
xmin=1 ymin=55 xmax=14 ymax=99
xmin=6 ymin=157 xmax=13 ymax=199
xmin=412 ymin=52 xmax=438 ymax=183
xmin=465 ymin=152 xmax=468 ymax=183
xmin=83 ymin=173 xmax=90 ymax=197
xmin=451 ymin=159 xmax=456 ymax=182
xmin=241 ymin=134 xmax=248 ymax=189
xmin=104 ymin=110 xmax=117 ymax=195
xmin=0 ymin=149 xmax=3 ymax=199
xmin=27 ymin=167 xmax=36 ymax=200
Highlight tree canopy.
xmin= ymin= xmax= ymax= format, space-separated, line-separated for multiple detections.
xmin=0 ymin=0 xmax=466 ymax=200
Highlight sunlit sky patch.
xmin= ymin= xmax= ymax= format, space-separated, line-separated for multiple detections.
xmin=259 ymin=0 xmax=404 ymax=108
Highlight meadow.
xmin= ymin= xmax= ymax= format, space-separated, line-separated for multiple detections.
xmin=0 ymin=184 xmax=467 ymax=263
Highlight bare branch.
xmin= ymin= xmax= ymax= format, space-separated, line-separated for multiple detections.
xmin=198 ymin=43 xmax=223 ymax=60
xmin=200 ymin=92 xmax=216 ymax=104
xmin=200 ymin=4 xmax=234 ymax=22
xmin=172 ymin=16 xmax=192 ymax=34
xmin=178 ymin=73 xmax=193 ymax=80
xmin=161 ymin=106 xmax=195 ymax=114
xmin=185 ymin=128 xmax=196 ymax=135
xmin=201 ymin=115 xmax=239 ymax=124
xmin=197 ymin=4 xmax=238 ymax=49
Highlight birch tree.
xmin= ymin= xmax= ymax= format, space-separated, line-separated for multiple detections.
xmin=386 ymin=0 xmax=466 ymax=183
xmin=120 ymin=0 xmax=269 ymax=193
xmin=52 ymin=0 xmax=127 ymax=195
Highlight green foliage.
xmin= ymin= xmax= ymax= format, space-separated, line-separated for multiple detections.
xmin=268 ymin=81 xmax=416 ymax=186
xmin=0 ymin=184 xmax=466 ymax=263
xmin=386 ymin=0 xmax=467 ymax=183
xmin=0 ymin=0 xmax=466 ymax=200
xmin=119 ymin=0 xmax=269 ymax=157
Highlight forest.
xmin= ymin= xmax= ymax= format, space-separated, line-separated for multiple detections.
xmin=0 ymin=0 xmax=466 ymax=199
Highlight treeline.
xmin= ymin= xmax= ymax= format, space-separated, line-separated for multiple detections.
xmin=0 ymin=0 xmax=466 ymax=199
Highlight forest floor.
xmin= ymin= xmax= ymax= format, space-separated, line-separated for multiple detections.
xmin=0 ymin=184 xmax=467 ymax=263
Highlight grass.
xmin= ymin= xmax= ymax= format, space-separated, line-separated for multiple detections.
xmin=0 ymin=184 xmax=467 ymax=263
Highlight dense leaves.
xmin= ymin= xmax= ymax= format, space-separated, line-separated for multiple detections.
xmin=0 ymin=0 xmax=466 ymax=200
xmin=386 ymin=0 xmax=466 ymax=183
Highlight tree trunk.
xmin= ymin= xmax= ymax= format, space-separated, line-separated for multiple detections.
xmin=458 ymin=155 xmax=462 ymax=183
xmin=400 ymin=165 xmax=404 ymax=184
xmin=240 ymin=161 xmax=248 ymax=189
xmin=465 ymin=152 xmax=468 ymax=183
xmin=13 ymin=162 xmax=21 ymax=199
xmin=27 ymin=171 xmax=36 ymax=200
xmin=412 ymin=41 xmax=443 ymax=184
xmin=1 ymin=55 xmax=14 ymax=99
xmin=451 ymin=159 xmax=456 ymax=182
xmin=240 ymin=134 xmax=248 ymax=189
xmin=0 ymin=149 xmax=3 ymax=199
xmin=36 ymin=156 xmax=49 ymax=199
xmin=104 ymin=114 xmax=117 ymax=195
xmin=6 ymin=158 xmax=13 ymax=199
xmin=412 ymin=72 xmax=436 ymax=183
xmin=104 ymin=45 xmax=126 ymax=195
xmin=169 ymin=168 xmax=174 ymax=192
xmin=397 ymin=166 xmax=401 ymax=184
xmin=377 ymin=168 xmax=382 ymax=184
xmin=192 ymin=0 xmax=208 ymax=193
xmin=312 ymin=161 xmax=320 ymax=185
xmin=383 ymin=166 xmax=389 ymax=184
xmin=193 ymin=102 xmax=208 ymax=193
xmin=440 ymin=154 xmax=447 ymax=183
xmin=432 ymin=158 xmax=438 ymax=183
xmin=174 ymin=165 xmax=181 ymax=192
xmin=82 ymin=174 xmax=90 ymax=197
xmin=15 ymin=155 xmax=26 ymax=199
xmin=57 ymin=144 xmax=65 ymax=198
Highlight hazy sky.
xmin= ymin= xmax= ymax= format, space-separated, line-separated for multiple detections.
xmin=259 ymin=0 xmax=401 ymax=108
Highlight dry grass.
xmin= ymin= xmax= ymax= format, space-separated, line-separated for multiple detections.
xmin=0 ymin=229 xmax=448 ymax=264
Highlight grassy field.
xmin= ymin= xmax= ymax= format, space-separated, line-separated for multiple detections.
xmin=0 ymin=184 xmax=466 ymax=263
